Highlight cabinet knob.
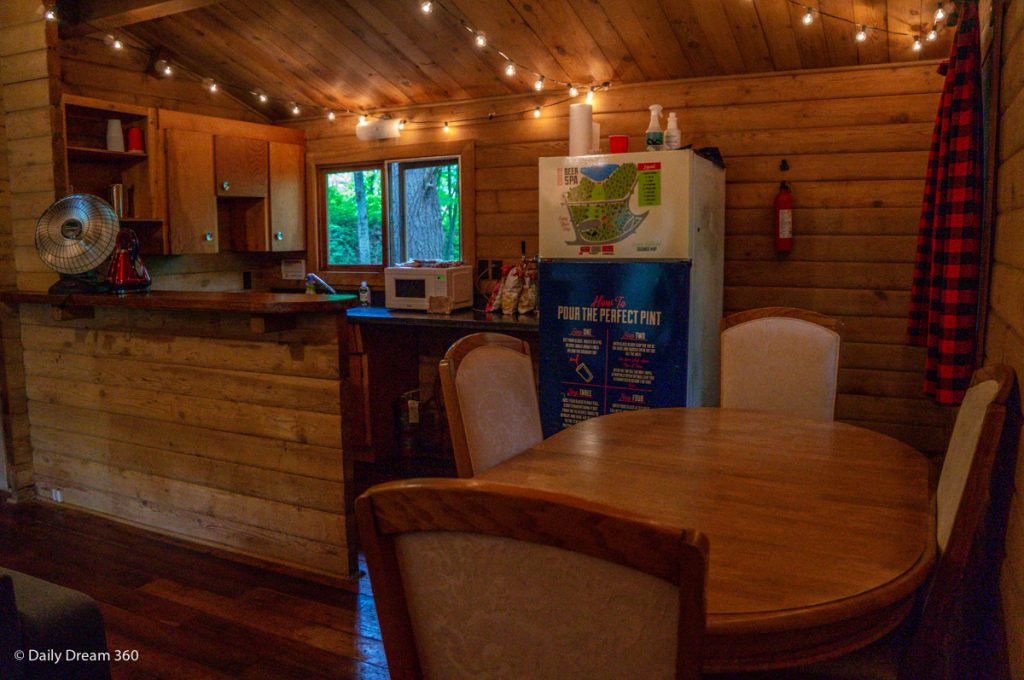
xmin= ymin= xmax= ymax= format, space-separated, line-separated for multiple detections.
xmin=204 ymin=231 xmax=214 ymax=241
xmin=275 ymin=231 xmax=284 ymax=241
xmin=222 ymin=181 xmax=231 ymax=191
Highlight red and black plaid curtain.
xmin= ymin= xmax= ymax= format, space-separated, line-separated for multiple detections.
xmin=907 ymin=0 xmax=984 ymax=406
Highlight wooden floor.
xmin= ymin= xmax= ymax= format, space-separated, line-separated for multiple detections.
xmin=0 ymin=500 xmax=389 ymax=679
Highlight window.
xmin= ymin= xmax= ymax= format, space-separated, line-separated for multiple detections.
xmin=319 ymin=157 xmax=461 ymax=271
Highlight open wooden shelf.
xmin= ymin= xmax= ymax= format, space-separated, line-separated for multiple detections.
xmin=67 ymin=146 xmax=148 ymax=161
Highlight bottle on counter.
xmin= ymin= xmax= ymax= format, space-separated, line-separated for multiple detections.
xmin=645 ymin=104 xmax=664 ymax=150
xmin=359 ymin=280 xmax=371 ymax=306
xmin=664 ymin=112 xmax=681 ymax=150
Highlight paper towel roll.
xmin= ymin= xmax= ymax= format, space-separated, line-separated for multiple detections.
xmin=592 ymin=122 xmax=600 ymax=153
xmin=569 ymin=104 xmax=592 ymax=156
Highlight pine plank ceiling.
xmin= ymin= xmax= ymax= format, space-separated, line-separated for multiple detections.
xmin=75 ymin=0 xmax=954 ymax=118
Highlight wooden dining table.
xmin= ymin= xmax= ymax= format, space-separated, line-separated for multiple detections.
xmin=476 ymin=407 xmax=937 ymax=673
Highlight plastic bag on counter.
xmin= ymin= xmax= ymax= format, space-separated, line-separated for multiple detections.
xmin=485 ymin=264 xmax=511 ymax=313
xmin=501 ymin=263 xmax=524 ymax=315
xmin=518 ymin=264 xmax=538 ymax=314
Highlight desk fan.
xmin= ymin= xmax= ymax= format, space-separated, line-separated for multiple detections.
xmin=35 ymin=194 xmax=119 ymax=295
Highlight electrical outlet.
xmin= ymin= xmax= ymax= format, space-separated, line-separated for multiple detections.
xmin=51 ymin=488 xmax=63 ymax=503
xmin=490 ymin=261 xmax=503 ymax=279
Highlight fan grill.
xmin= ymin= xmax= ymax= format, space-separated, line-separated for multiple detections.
xmin=35 ymin=194 xmax=119 ymax=275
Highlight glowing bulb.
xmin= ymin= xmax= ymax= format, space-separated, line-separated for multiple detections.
xmin=533 ymin=106 xmax=541 ymax=118
xmin=913 ymin=36 xmax=922 ymax=50
xmin=534 ymin=76 xmax=544 ymax=91
xmin=156 ymin=60 xmax=173 ymax=76
xmin=927 ymin=27 xmax=938 ymax=40
xmin=291 ymin=103 xmax=300 ymax=115
xmin=802 ymin=8 xmax=813 ymax=25
xmin=327 ymin=110 xmax=336 ymax=121
xmin=420 ymin=1 xmax=432 ymax=13
xmin=934 ymin=2 xmax=945 ymax=21
xmin=443 ymin=121 xmax=450 ymax=133
xmin=398 ymin=120 xmax=406 ymax=130
xmin=568 ymin=85 xmax=579 ymax=97
xmin=504 ymin=61 xmax=516 ymax=77
xmin=585 ymin=89 xmax=594 ymax=104
xmin=475 ymin=33 xmax=486 ymax=47
xmin=208 ymin=81 xmax=218 ymax=92
xmin=258 ymin=93 xmax=268 ymax=103
xmin=856 ymin=25 xmax=867 ymax=42
xmin=359 ymin=114 xmax=367 ymax=124
xmin=44 ymin=8 xmax=56 ymax=21
xmin=112 ymin=38 xmax=123 ymax=50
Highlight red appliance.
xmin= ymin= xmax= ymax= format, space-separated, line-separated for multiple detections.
xmin=107 ymin=228 xmax=151 ymax=293
xmin=774 ymin=181 xmax=793 ymax=254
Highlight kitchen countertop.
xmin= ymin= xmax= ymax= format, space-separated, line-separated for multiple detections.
xmin=345 ymin=306 xmax=539 ymax=333
xmin=0 ymin=290 xmax=358 ymax=314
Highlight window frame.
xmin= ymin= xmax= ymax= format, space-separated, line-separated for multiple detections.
xmin=308 ymin=140 xmax=475 ymax=289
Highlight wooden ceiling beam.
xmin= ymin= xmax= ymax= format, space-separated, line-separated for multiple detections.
xmin=58 ymin=0 xmax=225 ymax=37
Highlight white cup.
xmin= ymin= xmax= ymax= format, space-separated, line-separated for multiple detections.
xmin=106 ymin=119 xmax=125 ymax=152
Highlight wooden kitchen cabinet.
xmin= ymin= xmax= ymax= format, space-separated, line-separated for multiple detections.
xmin=269 ymin=142 xmax=305 ymax=251
xmin=166 ymin=128 xmax=218 ymax=254
xmin=215 ymin=136 xmax=268 ymax=197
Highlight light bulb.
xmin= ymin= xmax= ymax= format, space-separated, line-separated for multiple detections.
xmin=856 ymin=25 xmax=867 ymax=42
xmin=927 ymin=27 xmax=938 ymax=40
xmin=802 ymin=8 xmax=813 ymax=25
xmin=534 ymin=76 xmax=544 ymax=91
xmin=568 ymin=85 xmax=579 ymax=97
xmin=291 ymin=103 xmax=300 ymax=115
xmin=208 ymin=81 xmax=218 ymax=92
xmin=443 ymin=121 xmax=450 ymax=133
xmin=327 ymin=110 xmax=336 ymax=121
xmin=585 ymin=89 xmax=594 ymax=104
xmin=420 ymin=1 xmax=432 ymax=13
xmin=533 ymin=106 xmax=541 ymax=118
xmin=258 ymin=93 xmax=268 ymax=103
xmin=913 ymin=36 xmax=922 ymax=50
xmin=398 ymin=120 xmax=406 ymax=130
xmin=935 ymin=2 xmax=945 ymax=21
xmin=475 ymin=33 xmax=486 ymax=47
xmin=359 ymin=114 xmax=367 ymax=124
xmin=157 ymin=60 xmax=173 ymax=76
xmin=504 ymin=61 xmax=516 ymax=77
xmin=112 ymin=38 xmax=123 ymax=50
xmin=44 ymin=8 xmax=56 ymax=21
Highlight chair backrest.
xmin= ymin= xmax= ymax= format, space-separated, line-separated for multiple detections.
xmin=356 ymin=478 xmax=709 ymax=680
xmin=720 ymin=307 xmax=840 ymax=421
xmin=903 ymin=364 xmax=1017 ymax=679
xmin=439 ymin=333 xmax=542 ymax=478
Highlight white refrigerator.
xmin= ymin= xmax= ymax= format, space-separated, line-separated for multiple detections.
xmin=537 ymin=150 xmax=726 ymax=436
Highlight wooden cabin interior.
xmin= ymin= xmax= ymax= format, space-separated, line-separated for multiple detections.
xmin=0 ymin=0 xmax=1021 ymax=677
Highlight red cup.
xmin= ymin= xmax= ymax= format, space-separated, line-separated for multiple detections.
xmin=127 ymin=127 xmax=144 ymax=153
xmin=609 ymin=135 xmax=629 ymax=153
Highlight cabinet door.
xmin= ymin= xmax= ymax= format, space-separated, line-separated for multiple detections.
xmin=166 ymin=128 xmax=218 ymax=254
xmin=269 ymin=141 xmax=305 ymax=252
xmin=215 ymin=136 xmax=268 ymax=197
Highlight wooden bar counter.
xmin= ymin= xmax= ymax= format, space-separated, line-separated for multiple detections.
xmin=0 ymin=290 xmax=360 ymax=579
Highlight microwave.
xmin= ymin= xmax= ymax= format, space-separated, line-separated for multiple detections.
xmin=384 ymin=265 xmax=474 ymax=311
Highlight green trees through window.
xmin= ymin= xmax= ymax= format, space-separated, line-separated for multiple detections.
xmin=323 ymin=158 xmax=460 ymax=267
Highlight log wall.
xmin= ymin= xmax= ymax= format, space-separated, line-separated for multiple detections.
xmin=298 ymin=60 xmax=953 ymax=454
xmin=982 ymin=0 xmax=1024 ymax=675
xmin=17 ymin=304 xmax=351 ymax=577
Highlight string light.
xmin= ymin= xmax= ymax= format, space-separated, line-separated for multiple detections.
xmin=258 ymin=93 xmax=268 ymax=103
xmin=585 ymin=88 xmax=594 ymax=104
xmin=855 ymin=25 xmax=867 ymax=41
xmin=358 ymin=114 xmax=367 ymax=123
xmin=103 ymin=34 xmax=123 ymax=50
xmin=504 ymin=61 xmax=516 ymax=77
xmin=913 ymin=35 xmax=923 ymax=50
xmin=443 ymin=121 xmax=450 ymax=132
xmin=291 ymin=103 xmax=300 ymax=115
xmin=398 ymin=120 xmax=406 ymax=130
xmin=44 ymin=8 xmax=56 ymax=21
xmin=327 ymin=110 xmax=336 ymax=121
xmin=475 ymin=33 xmax=486 ymax=47
xmin=420 ymin=1 xmax=432 ymax=13
xmin=534 ymin=76 xmax=544 ymax=91
xmin=934 ymin=2 xmax=945 ymax=21
xmin=786 ymin=0 xmax=948 ymax=49
xmin=927 ymin=27 xmax=938 ymax=41
xmin=569 ymin=85 xmax=579 ymax=97
xmin=802 ymin=8 xmax=814 ymax=25
xmin=206 ymin=79 xmax=218 ymax=92
xmin=155 ymin=59 xmax=173 ymax=76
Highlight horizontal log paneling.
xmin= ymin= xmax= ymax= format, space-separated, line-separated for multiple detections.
xmin=984 ymin=1 xmax=1024 ymax=675
xmin=300 ymin=60 xmax=948 ymax=454
xmin=19 ymin=306 xmax=351 ymax=577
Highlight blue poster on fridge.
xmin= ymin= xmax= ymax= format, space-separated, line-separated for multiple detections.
xmin=537 ymin=149 xmax=726 ymax=437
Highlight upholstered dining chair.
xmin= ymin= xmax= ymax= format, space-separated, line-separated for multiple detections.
xmin=719 ymin=307 xmax=840 ymax=421
xmin=711 ymin=364 xmax=1019 ymax=680
xmin=439 ymin=332 xmax=542 ymax=477
xmin=356 ymin=478 xmax=710 ymax=680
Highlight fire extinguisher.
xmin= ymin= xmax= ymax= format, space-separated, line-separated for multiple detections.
xmin=774 ymin=181 xmax=793 ymax=254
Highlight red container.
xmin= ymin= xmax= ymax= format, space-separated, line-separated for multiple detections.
xmin=126 ymin=127 xmax=144 ymax=153
xmin=609 ymin=134 xmax=629 ymax=153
